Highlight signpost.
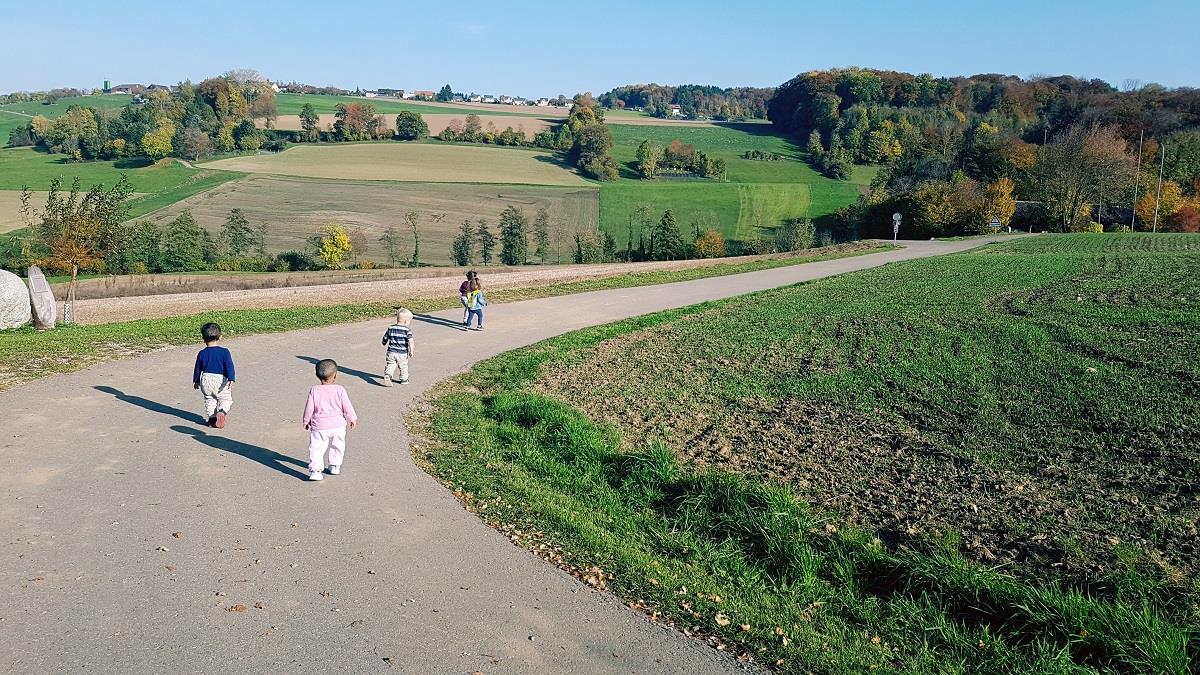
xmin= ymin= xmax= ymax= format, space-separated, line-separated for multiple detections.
xmin=892 ymin=212 xmax=902 ymax=241
xmin=989 ymin=215 xmax=1002 ymax=232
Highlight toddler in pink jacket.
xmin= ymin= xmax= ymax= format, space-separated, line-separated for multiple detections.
xmin=302 ymin=359 xmax=358 ymax=481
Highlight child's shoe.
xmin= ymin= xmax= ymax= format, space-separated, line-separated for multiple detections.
xmin=329 ymin=465 xmax=341 ymax=475
xmin=206 ymin=415 xmax=216 ymax=427
xmin=214 ymin=411 xmax=227 ymax=429
xmin=309 ymin=470 xmax=324 ymax=481
xmin=381 ymin=376 xmax=393 ymax=387
xmin=400 ymin=379 xmax=409 ymax=385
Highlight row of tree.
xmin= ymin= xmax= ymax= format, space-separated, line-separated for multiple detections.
xmin=7 ymin=71 xmax=276 ymax=162
xmin=599 ymin=84 xmax=773 ymax=120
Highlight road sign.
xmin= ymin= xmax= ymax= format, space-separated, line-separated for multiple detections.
xmin=989 ymin=215 xmax=1002 ymax=230
xmin=892 ymin=212 xmax=902 ymax=223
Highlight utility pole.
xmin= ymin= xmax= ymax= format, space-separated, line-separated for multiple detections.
xmin=1130 ymin=130 xmax=1143 ymax=232
xmin=1152 ymin=142 xmax=1166 ymax=233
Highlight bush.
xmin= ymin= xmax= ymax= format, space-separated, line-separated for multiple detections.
xmin=739 ymin=238 xmax=777 ymax=256
xmin=213 ymin=256 xmax=272 ymax=272
xmin=261 ymin=139 xmax=287 ymax=152
xmin=582 ymin=157 xmax=618 ymax=181
xmin=1165 ymin=206 xmax=1200 ymax=233
xmin=775 ymin=218 xmax=815 ymax=252
xmin=692 ymin=230 xmax=726 ymax=258
xmin=272 ymin=250 xmax=319 ymax=272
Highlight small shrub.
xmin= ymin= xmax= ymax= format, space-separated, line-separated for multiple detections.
xmin=272 ymin=250 xmax=319 ymax=272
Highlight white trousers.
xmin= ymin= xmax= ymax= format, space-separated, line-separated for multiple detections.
xmin=384 ymin=352 xmax=410 ymax=382
xmin=198 ymin=373 xmax=232 ymax=418
xmin=308 ymin=427 xmax=346 ymax=472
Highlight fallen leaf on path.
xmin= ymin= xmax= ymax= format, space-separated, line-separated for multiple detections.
xmin=156 ymin=546 xmax=169 ymax=552
xmin=319 ymin=591 xmax=332 ymax=598
xmin=714 ymin=613 xmax=731 ymax=626
xmin=253 ymin=602 xmax=265 ymax=610
xmin=226 ymin=604 xmax=246 ymax=613
xmin=172 ymin=532 xmax=182 ymax=539
xmin=31 ymin=576 xmax=45 ymax=582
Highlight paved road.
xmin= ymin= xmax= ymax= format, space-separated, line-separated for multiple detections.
xmin=0 ymin=238 xmax=1012 ymax=674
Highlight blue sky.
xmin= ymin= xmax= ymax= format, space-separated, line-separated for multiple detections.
xmin=4 ymin=0 xmax=1198 ymax=95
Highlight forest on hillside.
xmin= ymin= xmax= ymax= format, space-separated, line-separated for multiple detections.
xmin=767 ymin=69 xmax=1200 ymax=236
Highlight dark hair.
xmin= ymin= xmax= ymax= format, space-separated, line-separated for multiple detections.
xmin=201 ymin=322 xmax=221 ymax=343
xmin=315 ymin=359 xmax=338 ymax=382
xmin=466 ymin=270 xmax=477 ymax=280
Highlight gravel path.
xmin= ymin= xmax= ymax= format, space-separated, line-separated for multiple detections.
xmin=65 ymin=251 xmax=859 ymax=325
xmin=0 ymin=238 xmax=1011 ymax=673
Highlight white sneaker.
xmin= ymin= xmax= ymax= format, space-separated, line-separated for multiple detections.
xmin=329 ymin=465 xmax=341 ymax=475
xmin=309 ymin=470 xmax=324 ymax=481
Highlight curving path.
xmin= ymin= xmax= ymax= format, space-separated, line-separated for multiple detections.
xmin=0 ymin=238 xmax=1013 ymax=673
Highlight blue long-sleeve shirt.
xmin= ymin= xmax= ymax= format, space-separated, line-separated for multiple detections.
xmin=193 ymin=345 xmax=235 ymax=384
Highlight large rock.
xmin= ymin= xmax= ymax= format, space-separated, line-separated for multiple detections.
xmin=26 ymin=265 xmax=57 ymax=329
xmin=0 ymin=269 xmax=32 ymax=330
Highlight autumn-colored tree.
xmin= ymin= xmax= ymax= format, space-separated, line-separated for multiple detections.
xmin=317 ymin=225 xmax=353 ymax=269
xmin=378 ymin=226 xmax=403 ymax=267
xmin=141 ymin=121 xmax=176 ymax=159
xmin=403 ymin=212 xmax=422 ymax=267
xmin=28 ymin=176 xmax=134 ymax=318
xmin=635 ymin=140 xmax=663 ymax=179
xmin=1135 ymin=179 xmax=1184 ymax=227
xmin=1164 ymin=206 xmax=1200 ymax=233
xmin=347 ymin=227 xmax=369 ymax=264
xmin=299 ymin=103 xmax=320 ymax=142
xmin=1033 ymin=125 xmax=1134 ymax=232
xmin=664 ymin=139 xmax=697 ymax=169
xmin=692 ymin=230 xmax=726 ymax=258
xmin=982 ymin=177 xmax=1017 ymax=226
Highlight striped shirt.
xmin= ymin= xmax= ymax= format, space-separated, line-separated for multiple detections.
xmin=382 ymin=324 xmax=412 ymax=354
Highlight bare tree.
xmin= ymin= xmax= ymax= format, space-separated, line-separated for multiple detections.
xmin=1033 ymin=124 xmax=1135 ymax=231
xmin=404 ymin=211 xmax=422 ymax=267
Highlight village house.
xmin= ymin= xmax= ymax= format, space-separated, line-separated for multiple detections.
xmin=109 ymin=83 xmax=145 ymax=95
xmin=536 ymin=98 xmax=550 ymax=107
xmin=668 ymin=104 xmax=683 ymax=117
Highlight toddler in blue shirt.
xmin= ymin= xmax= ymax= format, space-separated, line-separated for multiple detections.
xmin=193 ymin=322 xmax=236 ymax=428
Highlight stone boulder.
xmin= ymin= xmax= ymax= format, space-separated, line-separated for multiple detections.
xmin=26 ymin=265 xmax=57 ymax=329
xmin=0 ymin=269 xmax=32 ymax=329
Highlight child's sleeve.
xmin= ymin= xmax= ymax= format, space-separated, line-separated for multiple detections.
xmin=382 ymin=328 xmax=389 ymax=346
xmin=302 ymin=389 xmax=315 ymax=427
xmin=224 ymin=349 xmax=235 ymax=382
xmin=193 ymin=352 xmax=202 ymax=384
xmin=340 ymin=387 xmax=358 ymax=424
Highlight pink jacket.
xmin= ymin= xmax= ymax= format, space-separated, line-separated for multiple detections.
xmin=303 ymin=384 xmax=358 ymax=431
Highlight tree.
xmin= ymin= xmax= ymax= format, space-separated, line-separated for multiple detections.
xmin=161 ymin=211 xmax=215 ymax=272
xmin=403 ymin=211 xmax=422 ymax=267
xmin=347 ymin=227 xmax=369 ymax=264
xmin=1033 ymin=125 xmax=1134 ymax=232
xmin=463 ymin=114 xmax=482 ymax=142
xmin=255 ymin=221 xmax=269 ymax=257
xmin=774 ymin=218 xmax=815 ymax=252
xmin=693 ymin=230 xmax=726 ymax=258
xmin=317 ymin=224 xmax=353 ymax=269
xmin=180 ymin=126 xmax=213 ymax=161
xmin=379 ymin=226 xmax=403 ymax=267
xmin=651 ymin=210 xmax=686 ymax=260
xmin=394 ymin=111 xmax=429 ymax=140
xmin=299 ymin=103 xmax=320 ymax=142
xmin=664 ymin=139 xmax=697 ymax=169
xmin=1135 ymin=180 xmax=1184 ymax=226
xmin=635 ymin=140 xmax=663 ymax=179
xmin=533 ymin=206 xmax=551 ymax=263
xmin=234 ymin=119 xmax=262 ymax=151
xmin=498 ymin=205 xmax=529 ymax=265
xmin=30 ymin=176 xmax=134 ymax=311
xmin=982 ymin=177 xmax=1017 ymax=226
xmin=120 ymin=220 xmax=162 ymax=273
xmin=476 ymin=219 xmax=496 ymax=265
xmin=221 ymin=208 xmax=254 ymax=257
xmin=437 ymin=85 xmax=454 ymax=103
xmin=141 ymin=121 xmax=175 ymax=159
xmin=1165 ymin=206 xmax=1200 ymax=233
xmin=451 ymin=219 xmax=475 ymax=266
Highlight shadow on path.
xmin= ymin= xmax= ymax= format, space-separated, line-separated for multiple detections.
xmin=295 ymin=355 xmax=381 ymax=386
xmin=95 ymin=386 xmax=206 ymax=425
xmin=413 ymin=313 xmax=465 ymax=330
xmin=171 ymin=425 xmax=309 ymax=481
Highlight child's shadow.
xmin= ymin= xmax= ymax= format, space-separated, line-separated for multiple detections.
xmin=171 ymin=425 xmax=309 ymax=481
xmin=295 ymin=355 xmax=382 ymax=386
xmin=95 ymin=386 xmax=207 ymax=425
xmin=413 ymin=313 xmax=464 ymax=329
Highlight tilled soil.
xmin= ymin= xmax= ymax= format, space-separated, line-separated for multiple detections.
xmin=535 ymin=318 xmax=1200 ymax=593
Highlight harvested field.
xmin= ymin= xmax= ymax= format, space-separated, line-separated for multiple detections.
xmin=139 ymin=175 xmax=599 ymax=265
xmin=265 ymin=114 xmax=558 ymax=138
xmin=59 ymin=244 xmax=883 ymax=325
xmin=202 ymin=143 xmax=589 ymax=186
xmin=1 ymin=191 xmax=149 ymax=233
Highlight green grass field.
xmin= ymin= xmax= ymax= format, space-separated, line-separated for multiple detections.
xmin=273 ymin=92 xmax=546 ymax=118
xmin=420 ymin=233 xmax=1199 ymax=674
xmin=1 ymin=94 xmax=132 ymax=146
xmin=0 ymin=147 xmax=243 ymax=220
xmin=600 ymin=124 xmax=868 ymax=244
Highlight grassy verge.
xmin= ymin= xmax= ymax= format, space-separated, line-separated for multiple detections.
xmin=0 ymin=243 xmax=891 ymax=390
xmin=414 ymin=233 xmax=1198 ymax=674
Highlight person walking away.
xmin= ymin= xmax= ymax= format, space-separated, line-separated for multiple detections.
xmin=302 ymin=359 xmax=358 ymax=481
xmin=459 ymin=270 xmax=477 ymax=326
xmin=465 ymin=279 xmax=487 ymax=331
xmin=381 ymin=307 xmax=415 ymax=386
xmin=193 ymin=322 xmax=235 ymax=428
